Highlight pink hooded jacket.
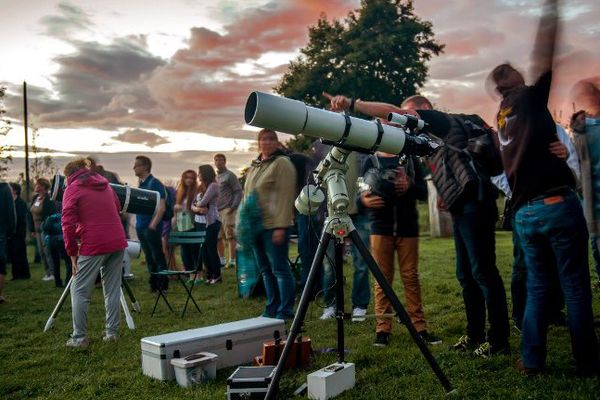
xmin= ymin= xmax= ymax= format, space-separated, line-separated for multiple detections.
xmin=61 ymin=168 xmax=127 ymax=256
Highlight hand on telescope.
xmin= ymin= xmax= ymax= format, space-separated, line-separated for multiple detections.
xmin=322 ymin=92 xmax=351 ymax=112
xmin=361 ymin=192 xmax=385 ymax=209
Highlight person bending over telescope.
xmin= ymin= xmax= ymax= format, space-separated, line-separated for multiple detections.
xmin=61 ymin=158 xmax=127 ymax=348
xmin=326 ymin=92 xmax=510 ymax=359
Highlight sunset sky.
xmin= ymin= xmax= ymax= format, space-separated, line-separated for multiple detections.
xmin=1 ymin=0 xmax=598 ymax=183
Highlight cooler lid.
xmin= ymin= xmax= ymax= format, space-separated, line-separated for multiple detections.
xmin=140 ymin=317 xmax=285 ymax=347
xmin=170 ymin=352 xmax=218 ymax=368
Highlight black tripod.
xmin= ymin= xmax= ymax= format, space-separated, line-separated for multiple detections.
xmin=264 ymin=147 xmax=454 ymax=399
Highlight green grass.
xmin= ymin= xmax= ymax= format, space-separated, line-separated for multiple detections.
xmin=2 ymin=232 xmax=600 ymax=399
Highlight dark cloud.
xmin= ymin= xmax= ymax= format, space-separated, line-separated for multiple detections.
xmin=112 ymin=128 xmax=169 ymax=147
xmin=5 ymin=0 xmax=598 ymax=146
xmin=40 ymin=2 xmax=93 ymax=39
xmin=5 ymin=36 xmax=166 ymax=131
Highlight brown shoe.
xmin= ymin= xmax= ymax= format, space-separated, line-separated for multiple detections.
xmin=515 ymin=358 xmax=541 ymax=376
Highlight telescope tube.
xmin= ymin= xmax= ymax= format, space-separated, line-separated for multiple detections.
xmin=245 ymin=92 xmax=406 ymax=155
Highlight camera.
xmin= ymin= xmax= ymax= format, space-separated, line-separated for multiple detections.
xmin=358 ymin=167 xmax=398 ymax=202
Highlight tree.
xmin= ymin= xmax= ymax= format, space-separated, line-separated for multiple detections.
xmin=0 ymin=86 xmax=12 ymax=178
xmin=29 ymin=126 xmax=59 ymax=181
xmin=276 ymin=0 xmax=443 ymax=110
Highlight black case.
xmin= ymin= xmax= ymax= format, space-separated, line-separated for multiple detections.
xmin=227 ymin=366 xmax=276 ymax=399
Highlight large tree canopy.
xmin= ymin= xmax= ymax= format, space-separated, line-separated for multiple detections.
xmin=276 ymin=0 xmax=443 ymax=109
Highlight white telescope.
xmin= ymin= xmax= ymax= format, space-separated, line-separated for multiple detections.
xmin=244 ymin=91 xmax=437 ymax=156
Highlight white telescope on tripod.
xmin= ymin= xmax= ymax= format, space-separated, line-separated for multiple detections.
xmin=244 ymin=91 xmax=436 ymax=156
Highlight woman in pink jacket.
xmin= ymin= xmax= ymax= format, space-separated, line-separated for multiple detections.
xmin=61 ymin=159 xmax=127 ymax=348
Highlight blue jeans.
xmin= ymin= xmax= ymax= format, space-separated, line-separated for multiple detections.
xmin=322 ymin=213 xmax=371 ymax=309
xmin=252 ymin=228 xmax=295 ymax=319
xmin=516 ymin=192 xmax=598 ymax=370
xmin=453 ymin=201 xmax=509 ymax=347
xmin=137 ymin=228 xmax=168 ymax=291
xmin=510 ymin=224 xmax=564 ymax=330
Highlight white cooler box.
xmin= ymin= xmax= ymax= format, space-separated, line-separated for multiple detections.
xmin=141 ymin=317 xmax=286 ymax=380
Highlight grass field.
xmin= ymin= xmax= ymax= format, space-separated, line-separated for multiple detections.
xmin=2 ymin=231 xmax=600 ymax=399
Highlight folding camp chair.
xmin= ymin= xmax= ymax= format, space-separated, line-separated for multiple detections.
xmin=151 ymin=229 xmax=206 ymax=317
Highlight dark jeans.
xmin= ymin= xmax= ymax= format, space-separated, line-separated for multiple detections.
xmin=48 ymin=236 xmax=72 ymax=286
xmin=516 ymin=192 xmax=598 ymax=371
xmin=180 ymin=224 xmax=203 ymax=271
xmin=0 ymin=233 xmax=6 ymax=276
xmin=7 ymin=235 xmax=30 ymax=279
xmin=591 ymin=235 xmax=600 ymax=281
xmin=253 ymin=228 xmax=295 ymax=319
xmin=201 ymin=221 xmax=221 ymax=280
xmin=322 ymin=213 xmax=371 ymax=309
xmin=510 ymin=224 xmax=564 ymax=330
xmin=452 ymin=200 xmax=509 ymax=347
xmin=137 ymin=227 xmax=168 ymax=291
xmin=297 ymin=213 xmax=322 ymax=298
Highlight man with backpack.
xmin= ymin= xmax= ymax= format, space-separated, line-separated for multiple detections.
xmin=327 ymin=93 xmax=510 ymax=358
xmin=133 ymin=155 xmax=170 ymax=292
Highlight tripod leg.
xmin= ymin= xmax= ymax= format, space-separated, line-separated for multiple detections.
xmin=265 ymin=231 xmax=333 ymax=400
xmin=120 ymin=288 xmax=135 ymax=330
xmin=121 ymin=278 xmax=141 ymax=313
xmin=44 ymin=277 xmax=73 ymax=332
xmin=349 ymin=230 xmax=454 ymax=394
xmin=334 ymin=240 xmax=345 ymax=363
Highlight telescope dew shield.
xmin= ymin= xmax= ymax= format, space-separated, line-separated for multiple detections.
xmin=51 ymin=174 xmax=66 ymax=202
xmin=245 ymin=91 xmax=307 ymax=134
xmin=109 ymin=184 xmax=160 ymax=217
xmin=245 ymin=91 xmax=406 ymax=155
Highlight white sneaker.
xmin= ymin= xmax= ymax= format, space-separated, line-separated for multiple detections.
xmin=351 ymin=307 xmax=367 ymax=322
xmin=66 ymin=337 xmax=89 ymax=348
xmin=102 ymin=334 xmax=118 ymax=343
xmin=42 ymin=274 xmax=54 ymax=282
xmin=320 ymin=306 xmax=336 ymax=320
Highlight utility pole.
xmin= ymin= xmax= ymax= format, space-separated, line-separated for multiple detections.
xmin=23 ymin=81 xmax=30 ymax=202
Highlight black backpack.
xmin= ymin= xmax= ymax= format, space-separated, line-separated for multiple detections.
xmin=448 ymin=115 xmax=504 ymax=178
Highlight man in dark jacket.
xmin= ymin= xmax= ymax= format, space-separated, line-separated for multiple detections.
xmin=0 ymin=181 xmax=16 ymax=303
xmin=8 ymin=183 xmax=30 ymax=280
xmin=327 ymin=93 xmax=510 ymax=358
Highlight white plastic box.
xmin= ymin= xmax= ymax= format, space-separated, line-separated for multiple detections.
xmin=171 ymin=352 xmax=218 ymax=387
xmin=141 ymin=317 xmax=285 ymax=380
xmin=307 ymin=363 xmax=356 ymax=400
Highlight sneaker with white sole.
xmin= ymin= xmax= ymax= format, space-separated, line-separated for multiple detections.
xmin=351 ymin=307 xmax=367 ymax=322
xmin=42 ymin=274 xmax=55 ymax=282
xmin=102 ymin=334 xmax=118 ymax=343
xmin=320 ymin=306 xmax=336 ymax=320
xmin=66 ymin=337 xmax=90 ymax=348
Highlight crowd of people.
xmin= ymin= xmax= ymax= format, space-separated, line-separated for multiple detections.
xmin=0 ymin=0 xmax=599 ymax=379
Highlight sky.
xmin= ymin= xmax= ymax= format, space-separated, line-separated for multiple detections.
xmin=1 ymin=0 xmax=598 ymax=184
